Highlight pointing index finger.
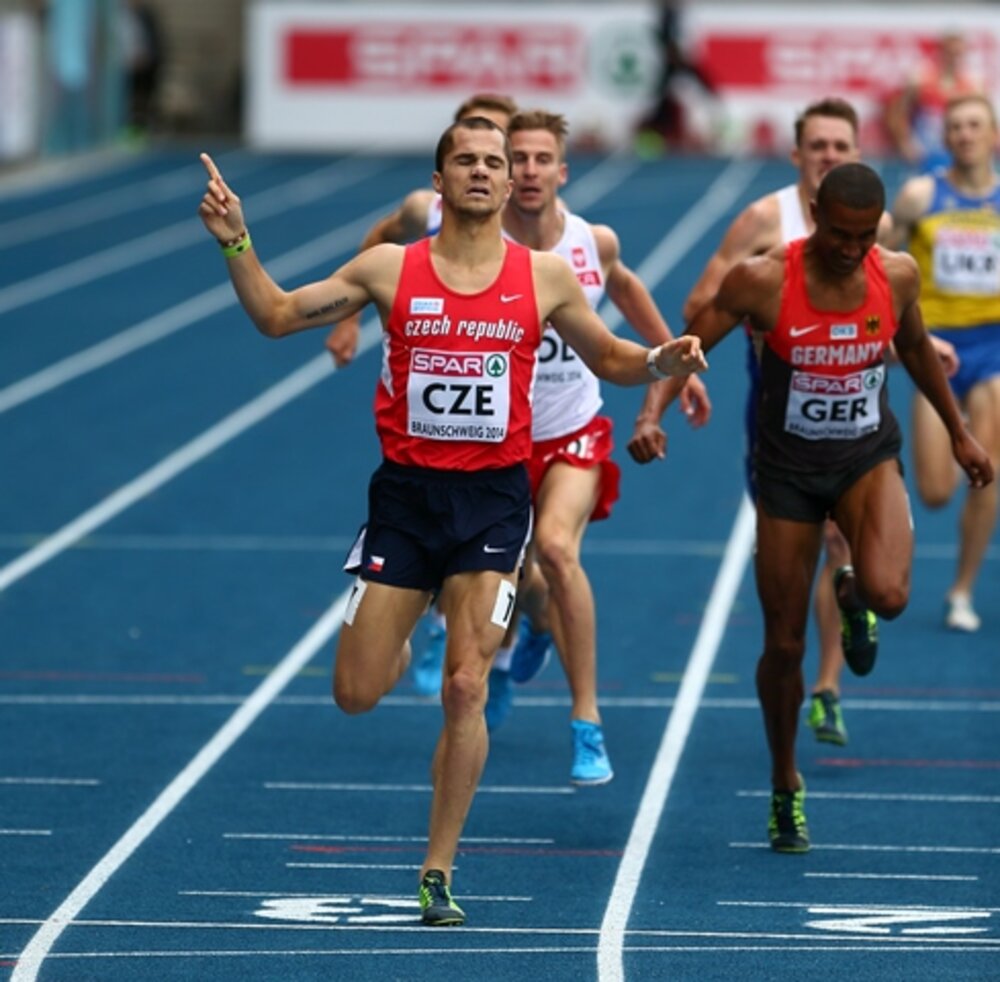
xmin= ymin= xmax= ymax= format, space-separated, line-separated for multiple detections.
xmin=200 ymin=152 xmax=222 ymax=182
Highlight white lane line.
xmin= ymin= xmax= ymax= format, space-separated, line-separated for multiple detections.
xmin=0 ymin=157 xmax=389 ymax=318
xmin=4 ymin=694 xmax=998 ymax=717
xmin=805 ymin=873 xmax=979 ymax=881
xmin=730 ymin=842 xmax=1000 ymax=854
xmin=223 ymin=833 xmax=553 ymax=843
xmin=0 ymin=829 xmax=51 ymax=836
xmin=0 ymin=356 xmax=326 ymax=592
xmin=563 ymin=154 xmax=641 ymax=214
xmin=597 ymin=497 xmax=756 ymax=982
xmin=263 ymin=782 xmax=576 ymax=795
xmin=9 ymin=589 xmax=352 ymax=982
xmin=0 ymin=201 xmax=393 ymax=416
xmin=287 ymin=863 xmax=424 ymax=871
xmin=1 ymin=942 xmax=997 ymax=960
xmin=0 ymin=777 xmax=98 ymax=786
xmin=0 ymin=152 xmax=258 ymax=250
xmin=4 ymin=917 xmax=1000 ymax=945
xmin=738 ymin=790 xmax=1000 ymax=804
xmin=597 ymin=157 xmax=764 ymax=982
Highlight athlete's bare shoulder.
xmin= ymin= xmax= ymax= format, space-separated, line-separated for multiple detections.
xmin=891 ymin=174 xmax=935 ymax=228
xmin=875 ymin=244 xmax=921 ymax=302
xmin=590 ymin=223 xmax=621 ymax=267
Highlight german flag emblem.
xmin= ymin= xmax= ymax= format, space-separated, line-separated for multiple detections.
xmin=865 ymin=315 xmax=880 ymax=335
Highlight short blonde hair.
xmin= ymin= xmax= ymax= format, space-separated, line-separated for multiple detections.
xmin=507 ymin=110 xmax=569 ymax=159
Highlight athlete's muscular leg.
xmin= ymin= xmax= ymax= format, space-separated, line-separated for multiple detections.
xmin=911 ymin=391 xmax=961 ymax=508
xmin=755 ymin=509 xmax=824 ymax=791
xmin=533 ymin=462 xmax=602 ymax=723
xmin=832 ymin=459 xmax=913 ymax=621
xmin=334 ymin=580 xmax=431 ymax=713
xmin=422 ymin=569 xmax=515 ymax=879
xmin=813 ymin=520 xmax=848 ymax=694
xmin=952 ymin=378 xmax=1000 ymax=596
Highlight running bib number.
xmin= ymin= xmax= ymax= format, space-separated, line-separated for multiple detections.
xmin=784 ymin=365 xmax=884 ymax=441
xmin=407 ymin=348 xmax=510 ymax=442
xmin=932 ymin=227 xmax=1000 ymax=294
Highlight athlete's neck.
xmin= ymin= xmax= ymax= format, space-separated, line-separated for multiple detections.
xmin=947 ymin=160 xmax=998 ymax=196
xmin=502 ymin=203 xmax=564 ymax=252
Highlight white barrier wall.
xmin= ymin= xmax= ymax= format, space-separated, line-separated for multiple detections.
xmin=246 ymin=1 xmax=663 ymax=151
xmin=245 ymin=1 xmax=1000 ymax=155
xmin=0 ymin=12 xmax=39 ymax=161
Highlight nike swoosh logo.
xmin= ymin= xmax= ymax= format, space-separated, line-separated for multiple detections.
xmin=499 ymin=293 xmax=522 ymax=303
xmin=789 ymin=323 xmax=822 ymax=338
xmin=482 ymin=544 xmax=507 ymax=554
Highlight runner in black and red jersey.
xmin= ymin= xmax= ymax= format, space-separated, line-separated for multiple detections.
xmin=684 ymin=161 xmax=991 ymax=855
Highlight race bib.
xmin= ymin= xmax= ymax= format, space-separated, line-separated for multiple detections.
xmin=932 ymin=227 xmax=1000 ymax=294
xmin=407 ymin=348 xmax=510 ymax=442
xmin=784 ymin=365 xmax=884 ymax=441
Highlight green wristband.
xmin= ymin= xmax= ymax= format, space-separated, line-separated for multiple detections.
xmin=221 ymin=232 xmax=251 ymax=258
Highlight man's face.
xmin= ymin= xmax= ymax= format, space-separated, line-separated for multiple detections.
xmin=811 ymin=200 xmax=882 ymax=276
xmin=793 ymin=117 xmax=860 ymax=197
xmin=509 ymin=129 xmax=567 ymax=215
xmin=945 ymin=100 xmax=997 ymax=167
xmin=434 ymin=126 xmax=512 ymax=218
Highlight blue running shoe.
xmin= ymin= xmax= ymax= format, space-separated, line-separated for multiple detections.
xmin=484 ymin=667 xmax=513 ymax=732
xmin=570 ymin=720 xmax=613 ymax=786
xmin=412 ymin=623 xmax=446 ymax=697
xmin=509 ymin=617 xmax=552 ymax=684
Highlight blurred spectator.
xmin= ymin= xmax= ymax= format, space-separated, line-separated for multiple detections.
xmin=42 ymin=0 xmax=96 ymax=154
xmin=634 ymin=1 xmax=717 ymax=156
xmin=120 ymin=0 xmax=163 ymax=138
xmin=884 ymin=31 xmax=981 ymax=171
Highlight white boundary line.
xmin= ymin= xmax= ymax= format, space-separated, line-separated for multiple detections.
xmin=595 ymin=156 xmax=764 ymax=981
xmin=9 ymin=590 xmax=352 ymax=982
xmin=597 ymin=496 xmax=756 ymax=981
xmin=0 ymin=156 xmax=388 ymax=318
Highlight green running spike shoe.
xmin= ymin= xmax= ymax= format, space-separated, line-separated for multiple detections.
xmin=419 ymin=869 xmax=465 ymax=926
xmin=808 ymin=690 xmax=848 ymax=746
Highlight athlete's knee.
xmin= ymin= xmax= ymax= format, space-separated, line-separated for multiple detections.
xmin=534 ymin=528 xmax=580 ymax=583
xmin=759 ymin=636 xmax=806 ymax=671
xmin=332 ymin=674 xmax=381 ymax=715
xmin=864 ymin=579 xmax=909 ymax=621
xmin=854 ymin=562 xmax=909 ymax=619
xmin=440 ymin=660 xmax=487 ymax=717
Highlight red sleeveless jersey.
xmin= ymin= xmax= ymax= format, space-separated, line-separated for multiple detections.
xmin=757 ymin=239 xmax=901 ymax=473
xmin=375 ymin=237 xmax=542 ymax=470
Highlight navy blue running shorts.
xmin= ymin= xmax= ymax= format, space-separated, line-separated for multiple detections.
xmin=344 ymin=460 xmax=532 ymax=591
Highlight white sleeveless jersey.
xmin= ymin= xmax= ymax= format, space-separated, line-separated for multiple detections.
xmin=427 ymin=194 xmax=443 ymax=235
xmin=529 ymin=212 xmax=605 ymax=440
xmin=776 ymin=184 xmax=809 ymax=243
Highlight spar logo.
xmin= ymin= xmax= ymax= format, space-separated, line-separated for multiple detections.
xmin=286 ymin=25 xmax=584 ymax=90
xmin=412 ymin=351 xmax=486 ymax=377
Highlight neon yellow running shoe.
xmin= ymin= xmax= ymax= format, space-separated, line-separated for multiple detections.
xmin=419 ymin=869 xmax=465 ymax=926
xmin=808 ymin=690 xmax=848 ymax=746
xmin=833 ymin=566 xmax=878 ymax=676
xmin=768 ymin=777 xmax=810 ymax=853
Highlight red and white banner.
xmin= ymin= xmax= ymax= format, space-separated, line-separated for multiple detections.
xmin=246 ymin=2 xmax=1000 ymax=156
xmin=246 ymin=2 xmax=662 ymax=151
xmin=683 ymin=5 xmax=1000 ymax=154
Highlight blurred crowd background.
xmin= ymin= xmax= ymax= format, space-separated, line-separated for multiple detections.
xmin=0 ymin=0 xmax=997 ymax=172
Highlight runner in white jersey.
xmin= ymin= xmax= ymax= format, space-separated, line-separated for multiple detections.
xmin=481 ymin=109 xmax=709 ymax=784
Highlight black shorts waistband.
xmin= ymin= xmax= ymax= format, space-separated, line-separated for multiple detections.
xmin=378 ymin=459 xmax=528 ymax=487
